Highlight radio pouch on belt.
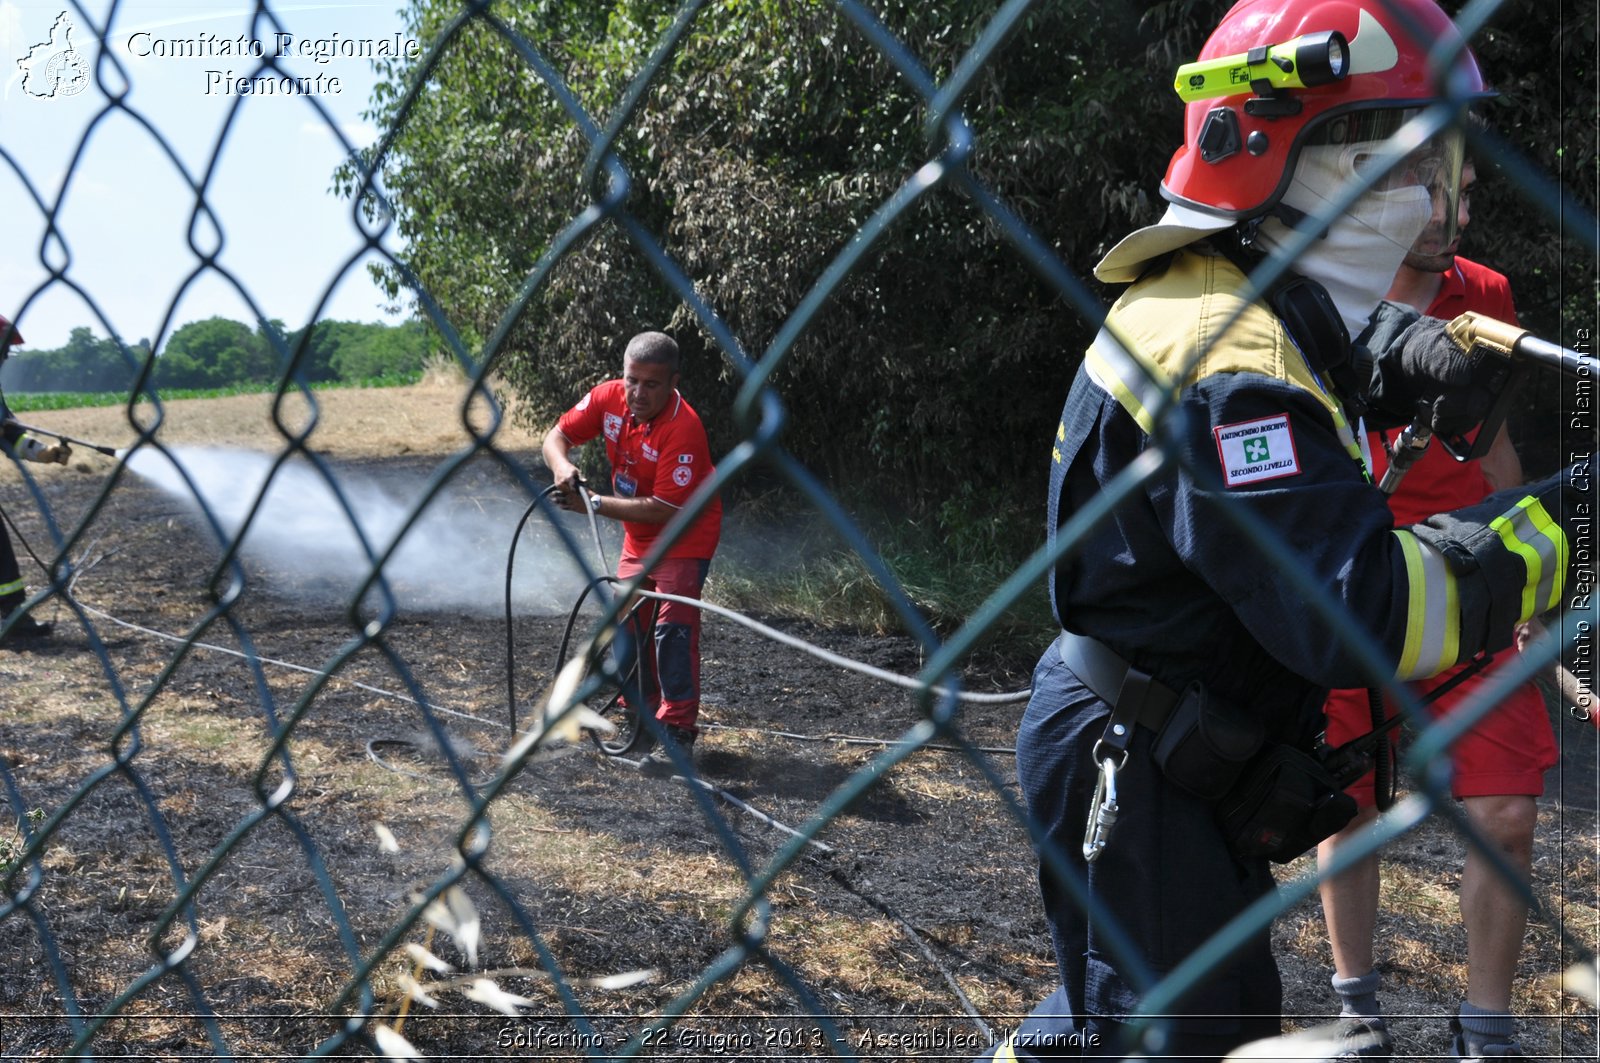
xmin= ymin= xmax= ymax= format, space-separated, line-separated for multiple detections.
xmin=1214 ymin=745 xmax=1357 ymax=864
xmin=1151 ymin=684 xmax=1265 ymax=801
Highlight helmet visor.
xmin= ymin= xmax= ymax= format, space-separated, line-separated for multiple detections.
xmin=1311 ymin=109 xmax=1467 ymax=251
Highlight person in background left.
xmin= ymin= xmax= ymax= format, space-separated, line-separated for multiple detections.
xmin=542 ymin=330 xmax=722 ymax=778
xmin=0 ymin=313 xmax=71 ymax=642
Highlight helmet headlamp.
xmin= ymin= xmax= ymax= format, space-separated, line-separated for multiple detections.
xmin=1175 ymin=30 xmax=1350 ymax=104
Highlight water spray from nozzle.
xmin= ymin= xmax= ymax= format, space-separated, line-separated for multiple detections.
xmin=122 ymin=444 xmax=593 ymax=616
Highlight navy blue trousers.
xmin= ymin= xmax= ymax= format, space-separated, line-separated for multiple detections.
xmin=987 ymin=636 xmax=1283 ymax=1062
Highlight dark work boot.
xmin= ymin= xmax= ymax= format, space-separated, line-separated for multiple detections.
xmin=0 ymin=611 xmax=52 ymax=643
xmin=638 ymin=724 xmax=696 ymax=778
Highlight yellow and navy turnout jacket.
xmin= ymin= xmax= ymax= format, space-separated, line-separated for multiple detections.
xmin=1049 ymin=247 xmax=1570 ymax=746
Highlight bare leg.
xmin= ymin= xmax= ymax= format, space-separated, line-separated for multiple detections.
xmin=1459 ymin=794 xmax=1536 ymax=1011
xmin=1319 ymin=806 xmax=1383 ymax=983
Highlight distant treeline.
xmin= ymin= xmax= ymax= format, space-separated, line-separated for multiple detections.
xmin=0 ymin=317 xmax=430 ymax=393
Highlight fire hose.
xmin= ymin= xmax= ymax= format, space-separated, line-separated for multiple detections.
xmin=502 ymin=480 xmax=1032 ymax=752
xmin=503 ymin=481 xmax=626 ymax=737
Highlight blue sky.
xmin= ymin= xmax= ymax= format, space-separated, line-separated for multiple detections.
xmin=1 ymin=1 xmax=414 ymax=351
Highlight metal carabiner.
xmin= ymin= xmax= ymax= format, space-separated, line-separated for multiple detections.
xmin=1082 ymin=755 xmax=1121 ymax=862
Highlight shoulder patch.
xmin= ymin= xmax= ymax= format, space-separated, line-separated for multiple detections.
xmin=1214 ymin=414 xmax=1301 ymax=487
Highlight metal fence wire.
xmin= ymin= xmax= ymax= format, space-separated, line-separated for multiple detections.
xmin=1 ymin=0 xmax=1597 ymax=1059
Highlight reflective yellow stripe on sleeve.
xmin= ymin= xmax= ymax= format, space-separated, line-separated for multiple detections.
xmin=994 ymin=1037 xmax=1019 ymax=1062
xmin=0 ymin=578 xmax=24 ymax=597
xmin=1490 ymin=496 xmax=1567 ymax=623
xmin=1395 ymin=529 xmax=1460 ymax=680
xmin=1083 ymin=327 xmax=1172 ymax=434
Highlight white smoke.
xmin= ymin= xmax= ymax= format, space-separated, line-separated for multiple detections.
xmin=123 ymin=445 xmax=609 ymax=615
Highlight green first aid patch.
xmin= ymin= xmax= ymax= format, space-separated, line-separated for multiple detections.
xmin=1214 ymin=413 xmax=1301 ymax=487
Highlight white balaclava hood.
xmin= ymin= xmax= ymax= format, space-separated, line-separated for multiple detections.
xmin=1253 ymin=142 xmax=1433 ymax=339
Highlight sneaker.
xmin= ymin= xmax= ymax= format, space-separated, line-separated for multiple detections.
xmin=1332 ymin=1016 xmax=1395 ymax=1060
xmin=638 ymin=724 xmax=696 ymax=778
xmin=0 ymin=613 xmax=52 ymax=643
xmin=1449 ymin=1016 xmax=1524 ymax=1060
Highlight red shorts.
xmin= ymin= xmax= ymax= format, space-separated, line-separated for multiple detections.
xmin=1323 ymin=652 xmax=1557 ymax=809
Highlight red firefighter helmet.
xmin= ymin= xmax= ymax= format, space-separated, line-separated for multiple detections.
xmin=1162 ymin=0 xmax=1489 ymax=219
xmin=0 ymin=314 xmax=22 ymax=352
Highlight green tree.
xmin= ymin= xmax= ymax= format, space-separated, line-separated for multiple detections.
xmin=282 ymin=319 xmax=346 ymax=383
xmin=344 ymin=0 xmax=1160 ymax=503
xmin=2 ymin=316 xmax=433 ymax=393
xmin=157 ymin=316 xmax=274 ymax=389
xmin=151 ymin=347 xmax=213 ymax=390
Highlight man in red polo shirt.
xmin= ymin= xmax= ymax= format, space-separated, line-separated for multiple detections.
xmin=1316 ymin=159 xmax=1556 ymax=1061
xmin=543 ymin=331 xmax=722 ymax=777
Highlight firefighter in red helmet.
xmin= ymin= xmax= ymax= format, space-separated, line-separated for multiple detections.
xmin=983 ymin=2 xmax=1586 ymax=1060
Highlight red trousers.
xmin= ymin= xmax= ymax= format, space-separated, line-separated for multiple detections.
xmin=615 ymin=556 xmax=710 ymax=733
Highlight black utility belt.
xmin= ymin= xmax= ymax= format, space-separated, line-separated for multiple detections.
xmin=1061 ymin=633 xmax=1355 ymax=863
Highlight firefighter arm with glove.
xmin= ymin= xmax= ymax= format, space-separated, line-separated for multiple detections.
xmin=1362 ymin=296 xmax=1509 ymax=437
xmin=1 ymin=420 xmax=72 ymax=466
xmin=1169 ymin=307 xmax=1588 ymax=703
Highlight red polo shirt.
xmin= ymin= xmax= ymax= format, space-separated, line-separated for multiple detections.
xmin=556 ymin=379 xmax=722 ymax=560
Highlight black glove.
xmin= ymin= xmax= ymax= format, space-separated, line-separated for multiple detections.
xmin=1360 ymin=300 xmax=1513 ymax=435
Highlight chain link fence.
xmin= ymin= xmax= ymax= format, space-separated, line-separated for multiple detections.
xmin=2 ymin=0 xmax=1596 ymax=1059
